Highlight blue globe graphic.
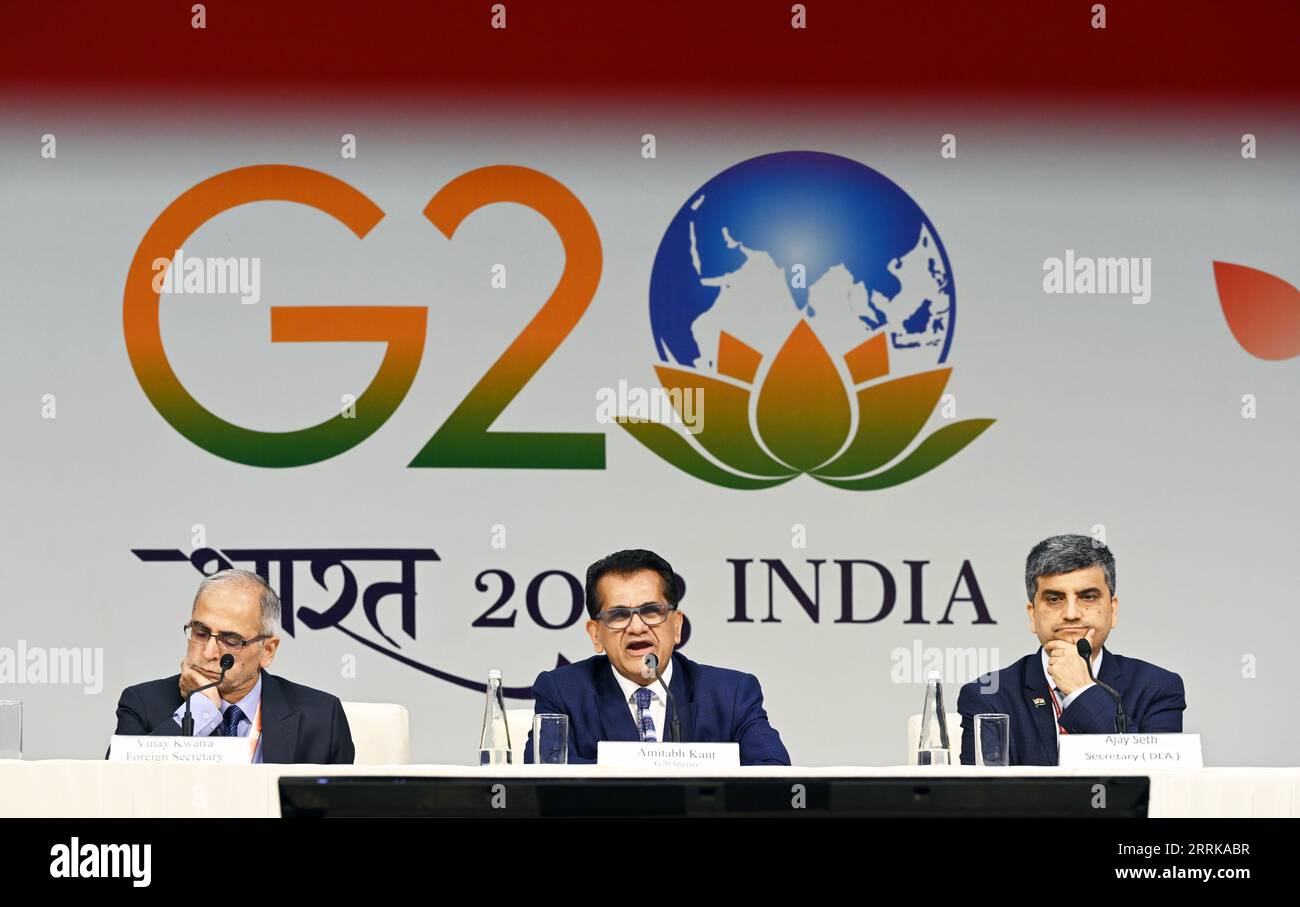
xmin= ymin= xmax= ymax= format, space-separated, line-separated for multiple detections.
xmin=650 ymin=151 xmax=955 ymax=372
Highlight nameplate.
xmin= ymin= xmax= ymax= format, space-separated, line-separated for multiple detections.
xmin=109 ymin=735 xmax=251 ymax=764
xmin=1058 ymin=733 xmax=1202 ymax=768
xmin=597 ymin=742 xmax=740 ymax=768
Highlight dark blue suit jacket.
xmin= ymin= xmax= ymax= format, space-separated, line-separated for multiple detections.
xmin=111 ymin=668 xmax=355 ymax=764
xmin=957 ymin=649 xmax=1185 ymax=766
xmin=525 ymin=653 xmax=791 ymax=765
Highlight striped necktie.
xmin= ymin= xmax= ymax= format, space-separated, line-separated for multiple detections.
xmin=219 ymin=704 xmax=247 ymax=738
xmin=632 ymin=687 xmax=657 ymax=743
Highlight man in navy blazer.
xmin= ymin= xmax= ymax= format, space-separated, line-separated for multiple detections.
xmin=525 ymin=549 xmax=790 ymax=766
xmin=958 ymin=535 xmax=1185 ymax=766
xmin=111 ymin=568 xmax=354 ymax=764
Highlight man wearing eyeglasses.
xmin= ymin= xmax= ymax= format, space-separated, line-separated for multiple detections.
xmin=110 ymin=568 xmax=355 ymax=763
xmin=956 ymin=535 xmax=1186 ymax=766
xmin=524 ymin=549 xmax=790 ymax=765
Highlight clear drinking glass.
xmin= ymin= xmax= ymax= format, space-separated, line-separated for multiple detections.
xmin=531 ymin=713 xmax=569 ymax=765
xmin=975 ymin=713 xmax=1010 ymax=767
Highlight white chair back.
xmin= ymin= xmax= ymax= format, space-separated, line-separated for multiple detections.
xmin=506 ymin=708 xmax=535 ymax=765
xmin=341 ymin=701 xmax=411 ymax=765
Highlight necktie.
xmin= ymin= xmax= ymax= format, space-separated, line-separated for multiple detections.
xmin=632 ymin=687 xmax=657 ymax=743
xmin=1049 ymin=687 xmax=1070 ymax=735
xmin=220 ymin=704 xmax=247 ymax=738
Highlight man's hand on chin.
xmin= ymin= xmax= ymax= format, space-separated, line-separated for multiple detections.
xmin=1045 ymin=628 xmax=1096 ymax=696
xmin=179 ymin=661 xmax=221 ymax=708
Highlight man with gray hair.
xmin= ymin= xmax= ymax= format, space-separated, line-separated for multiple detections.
xmin=957 ymin=535 xmax=1185 ymax=765
xmin=111 ymin=569 xmax=354 ymax=763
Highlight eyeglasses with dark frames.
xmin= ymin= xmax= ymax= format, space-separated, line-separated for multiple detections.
xmin=184 ymin=622 xmax=270 ymax=652
xmin=593 ymin=603 xmax=675 ymax=630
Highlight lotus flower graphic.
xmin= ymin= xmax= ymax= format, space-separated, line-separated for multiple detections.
xmin=619 ymin=151 xmax=994 ymax=490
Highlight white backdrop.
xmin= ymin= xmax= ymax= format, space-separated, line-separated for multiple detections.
xmin=2 ymin=101 xmax=1297 ymax=766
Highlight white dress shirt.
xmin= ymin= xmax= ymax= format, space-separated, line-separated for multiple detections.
xmin=1041 ymin=646 xmax=1102 ymax=736
xmin=611 ymin=659 xmax=673 ymax=742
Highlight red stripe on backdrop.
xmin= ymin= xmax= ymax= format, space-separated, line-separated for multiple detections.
xmin=2 ymin=0 xmax=1298 ymax=105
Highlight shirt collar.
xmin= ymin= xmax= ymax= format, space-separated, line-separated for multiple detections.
xmin=611 ymin=656 xmax=673 ymax=702
xmin=1041 ymin=646 xmax=1102 ymax=693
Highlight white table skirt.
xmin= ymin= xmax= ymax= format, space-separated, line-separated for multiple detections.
xmin=2 ymin=761 xmax=1297 ymax=818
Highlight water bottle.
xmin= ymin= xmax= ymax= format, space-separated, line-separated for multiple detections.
xmin=916 ymin=669 xmax=951 ymax=765
xmin=478 ymin=669 xmax=513 ymax=765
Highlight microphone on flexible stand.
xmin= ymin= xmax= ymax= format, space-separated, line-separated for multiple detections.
xmin=181 ymin=653 xmax=235 ymax=735
xmin=643 ymin=653 xmax=681 ymax=743
xmin=1076 ymin=639 xmax=1128 ymax=733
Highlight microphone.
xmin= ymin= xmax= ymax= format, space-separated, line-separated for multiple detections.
xmin=643 ymin=653 xmax=681 ymax=743
xmin=1076 ymin=639 xmax=1128 ymax=733
xmin=181 ymin=653 xmax=235 ymax=736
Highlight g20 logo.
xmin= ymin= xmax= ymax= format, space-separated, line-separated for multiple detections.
xmin=125 ymin=154 xmax=993 ymax=486
xmin=124 ymin=164 xmax=605 ymax=469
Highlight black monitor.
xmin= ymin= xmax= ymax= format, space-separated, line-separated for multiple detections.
xmin=279 ymin=775 xmax=1150 ymax=818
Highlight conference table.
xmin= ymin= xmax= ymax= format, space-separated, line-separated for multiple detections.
xmin=2 ymin=761 xmax=1297 ymax=817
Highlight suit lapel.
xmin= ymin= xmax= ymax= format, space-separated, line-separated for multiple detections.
xmin=258 ymin=671 xmax=300 ymax=764
xmin=594 ymin=659 xmax=641 ymax=742
xmin=668 ymin=653 xmax=698 ymax=742
xmin=1098 ymin=649 xmax=1124 ymax=691
xmin=1022 ymin=649 xmax=1059 ymax=763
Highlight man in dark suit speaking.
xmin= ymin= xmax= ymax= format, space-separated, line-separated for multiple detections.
xmin=958 ymin=534 xmax=1185 ymax=765
xmin=111 ymin=568 xmax=354 ymax=764
xmin=525 ymin=549 xmax=790 ymax=765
